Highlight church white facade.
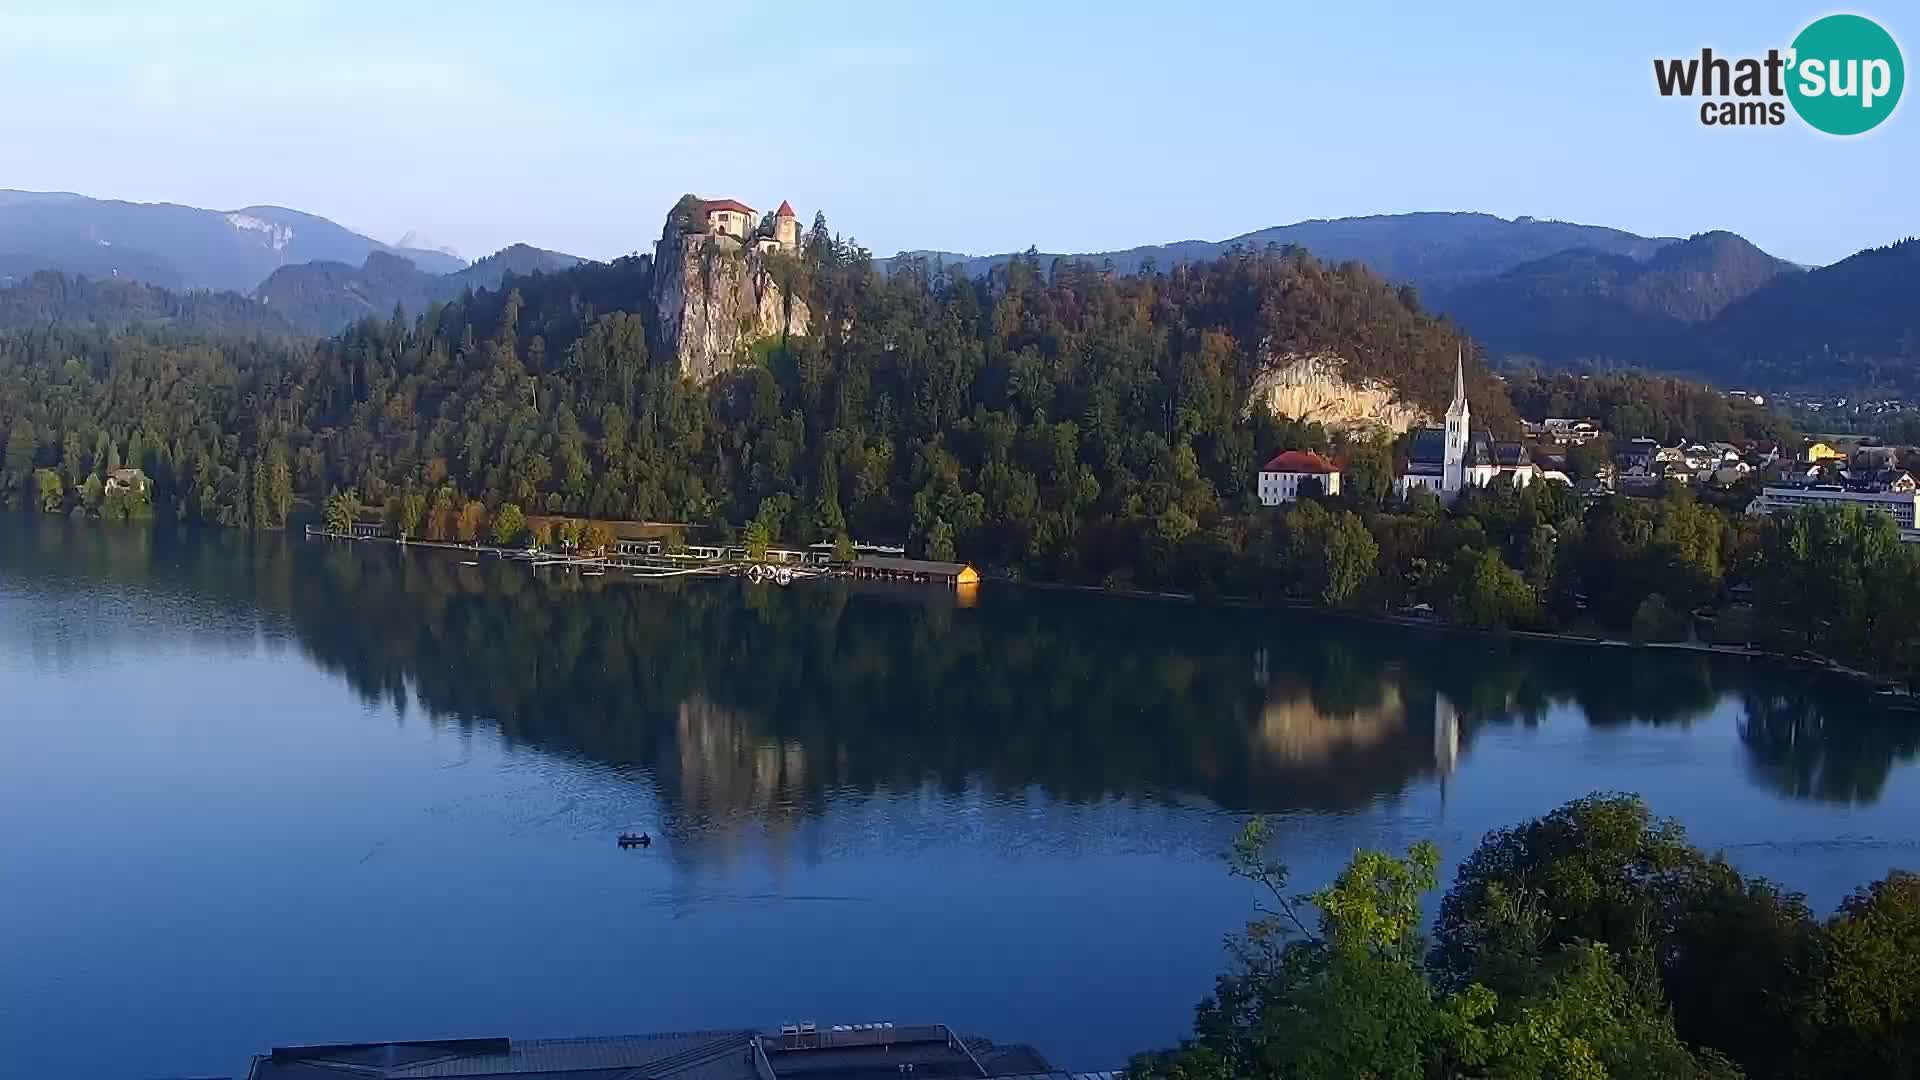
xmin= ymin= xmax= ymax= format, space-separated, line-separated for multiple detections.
xmin=1396 ymin=350 xmax=1537 ymax=503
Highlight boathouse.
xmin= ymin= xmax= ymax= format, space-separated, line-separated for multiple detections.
xmin=852 ymin=555 xmax=980 ymax=586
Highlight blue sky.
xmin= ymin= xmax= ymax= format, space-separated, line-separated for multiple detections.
xmin=1 ymin=1 xmax=1911 ymax=267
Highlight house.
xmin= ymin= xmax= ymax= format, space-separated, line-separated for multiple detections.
xmin=1617 ymin=439 xmax=1659 ymax=477
xmin=1711 ymin=462 xmax=1753 ymax=486
xmin=1803 ymin=441 xmax=1846 ymax=464
xmin=1258 ymin=449 xmax=1342 ymax=505
xmin=103 ymin=468 xmax=148 ymax=496
xmin=1541 ymin=418 xmax=1601 ymax=445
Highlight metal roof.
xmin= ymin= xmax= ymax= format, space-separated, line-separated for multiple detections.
xmin=249 ymin=1032 xmax=758 ymax=1080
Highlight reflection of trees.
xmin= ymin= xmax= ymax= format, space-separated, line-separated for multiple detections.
xmin=1739 ymin=688 xmax=1920 ymax=805
xmin=7 ymin=514 xmax=1909 ymax=819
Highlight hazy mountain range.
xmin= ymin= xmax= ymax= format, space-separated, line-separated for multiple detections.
xmin=0 ymin=190 xmax=467 ymax=293
xmin=0 ymin=191 xmax=1913 ymax=390
xmin=256 ymin=244 xmax=583 ymax=334
xmin=888 ymin=212 xmax=1679 ymax=296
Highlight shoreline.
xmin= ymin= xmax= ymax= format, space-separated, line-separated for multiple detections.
xmin=1001 ymin=575 xmax=1915 ymax=700
xmin=309 ymin=524 xmax=1914 ymax=703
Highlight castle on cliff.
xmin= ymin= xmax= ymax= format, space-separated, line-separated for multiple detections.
xmin=686 ymin=197 xmax=800 ymax=254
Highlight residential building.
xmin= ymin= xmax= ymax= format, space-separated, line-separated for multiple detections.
xmin=1803 ymin=441 xmax=1846 ymax=464
xmin=1540 ymin=418 xmax=1601 ymax=445
xmin=1258 ymin=449 xmax=1342 ymax=505
xmin=103 ymin=467 xmax=148 ymax=496
xmin=1746 ymin=484 xmax=1920 ymax=542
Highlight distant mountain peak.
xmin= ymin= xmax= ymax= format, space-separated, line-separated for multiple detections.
xmin=395 ymin=229 xmax=462 ymax=260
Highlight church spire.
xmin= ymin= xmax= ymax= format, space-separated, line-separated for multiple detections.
xmin=1450 ymin=345 xmax=1468 ymax=413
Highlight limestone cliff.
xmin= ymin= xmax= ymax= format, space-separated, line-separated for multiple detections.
xmin=653 ymin=232 xmax=810 ymax=383
xmin=1247 ymin=352 xmax=1429 ymax=434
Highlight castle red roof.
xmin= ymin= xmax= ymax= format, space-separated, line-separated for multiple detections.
xmin=1260 ymin=450 xmax=1341 ymax=474
xmin=700 ymin=198 xmax=755 ymax=216
xmin=775 ymin=200 xmax=796 ymax=217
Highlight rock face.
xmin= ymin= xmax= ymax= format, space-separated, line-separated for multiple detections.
xmin=653 ymin=232 xmax=810 ymax=383
xmin=1247 ymin=352 xmax=1428 ymax=434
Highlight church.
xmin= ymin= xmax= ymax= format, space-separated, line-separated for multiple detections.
xmin=1395 ymin=350 xmax=1537 ymax=503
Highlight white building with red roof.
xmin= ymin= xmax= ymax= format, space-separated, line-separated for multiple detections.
xmin=1258 ymin=449 xmax=1342 ymax=505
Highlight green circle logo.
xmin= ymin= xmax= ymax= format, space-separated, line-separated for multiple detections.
xmin=1787 ymin=14 xmax=1904 ymax=135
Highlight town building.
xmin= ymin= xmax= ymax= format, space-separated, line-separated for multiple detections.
xmin=1803 ymin=441 xmax=1847 ymax=464
xmin=103 ymin=467 xmax=148 ymax=496
xmin=1540 ymin=418 xmax=1601 ymax=445
xmin=1746 ymin=484 xmax=1920 ymax=542
xmin=1257 ymin=449 xmax=1342 ymax=505
xmin=1395 ymin=351 xmax=1541 ymax=502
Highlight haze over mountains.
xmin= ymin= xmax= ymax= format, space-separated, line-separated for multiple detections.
xmin=0 ymin=190 xmax=468 ymax=292
xmin=0 ymin=189 xmax=1914 ymax=391
xmin=890 ymin=212 xmax=1679 ymax=296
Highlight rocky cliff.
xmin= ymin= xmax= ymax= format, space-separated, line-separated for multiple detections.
xmin=1247 ymin=352 xmax=1429 ymax=434
xmin=653 ymin=232 xmax=809 ymax=383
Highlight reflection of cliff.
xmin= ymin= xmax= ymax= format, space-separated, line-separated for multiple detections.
xmin=675 ymin=694 xmax=808 ymax=825
xmin=1257 ymin=684 xmax=1407 ymax=765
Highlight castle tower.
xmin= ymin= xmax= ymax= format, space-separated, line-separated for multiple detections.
xmin=1443 ymin=346 xmax=1470 ymax=493
xmin=773 ymin=200 xmax=799 ymax=252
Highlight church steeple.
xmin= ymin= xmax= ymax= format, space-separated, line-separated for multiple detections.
xmin=1448 ymin=346 xmax=1468 ymax=418
xmin=1443 ymin=345 xmax=1470 ymax=492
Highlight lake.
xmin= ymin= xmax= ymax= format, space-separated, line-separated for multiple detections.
xmin=3 ymin=515 xmax=1918 ymax=1079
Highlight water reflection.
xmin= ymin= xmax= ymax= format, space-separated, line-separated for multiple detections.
xmin=2 ymin=515 xmax=1914 ymax=817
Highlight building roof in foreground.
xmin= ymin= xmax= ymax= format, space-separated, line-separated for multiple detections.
xmin=248 ymin=1031 xmax=757 ymax=1080
xmin=1260 ymin=449 xmax=1340 ymax=474
xmin=700 ymin=198 xmax=756 ymax=216
xmin=248 ymin=1026 xmax=1096 ymax=1080
xmin=775 ymin=200 xmax=796 ymax=217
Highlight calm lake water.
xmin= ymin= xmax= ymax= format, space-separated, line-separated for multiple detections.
xmin=3 ymin=515 xmax=1919 ymax=1079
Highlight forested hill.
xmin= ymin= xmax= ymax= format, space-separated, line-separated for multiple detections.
xmin=1435 ymin=231 xmax=1798 ymax=366
xmin=256 ymin=243 xmax=586 ymax=335
xmin=0 ymin=271 xmax=297 ymax=337
xmin=0 ymin=241 xmax=1507 ymax=578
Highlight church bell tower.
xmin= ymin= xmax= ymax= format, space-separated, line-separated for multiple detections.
xmin=1443 ymin=347 xmax=1470 ymax=492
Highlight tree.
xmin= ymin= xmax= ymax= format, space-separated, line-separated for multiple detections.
xmin=395 ymin=492 xmax=427 ymax=539
xmin=490 ymin=503 xmax=527 ymax=547
xmin=3 ymin=420 xmax=34 ymax=508
xmin=33 ymin=468 xmax=63 ymax=513
xmin=583 ymin=521 xmax=614 ymax=553
xmin=1341 ymin=436 xmax=1394 ymax=510
xmin=1444 ymin=549 xmax=1535 ymax=629
xmin=455 ymin=500 xmax=486 ymax=543
xmin=1319 ymin=511 xmax=1378 ymax=607
xmin=323 ymin=489 xmax=361 ymax=533
xmin=1632 ymin=592 xmax=1682 ymax=642
xmin=743 ymin=519 xmax=770 ymax=561
xmin=1811 ymin=871 xmax=1920 ymax=1076
xmin=925 ymin=520 xmax=956 ymax=562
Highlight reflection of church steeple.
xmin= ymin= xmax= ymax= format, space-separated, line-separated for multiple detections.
xmin=1434 ymin=692 xmax=1459 ymax=807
